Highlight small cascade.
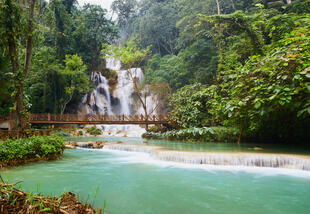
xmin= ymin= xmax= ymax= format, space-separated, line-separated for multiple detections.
xmin=106 ymin=57 xmax=121 ymax=71
xmin=79 ymin=72 xmax=112 ymax=115
xmin=102 ymin=144 xmax=310 ymax=171
xmin=104 ymin=144 xmax=157 ymax=154
xmin=99 ymin=124 xmax=146 ymax=137
xmin=113 ymin=68 xmax=144 ymax=115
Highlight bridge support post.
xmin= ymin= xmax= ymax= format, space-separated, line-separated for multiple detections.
xmin=48 ymin=113 xmax=51 ymax=122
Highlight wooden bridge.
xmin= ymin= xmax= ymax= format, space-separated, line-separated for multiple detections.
xmin=0 ymin=114 xmax=169 ymax=125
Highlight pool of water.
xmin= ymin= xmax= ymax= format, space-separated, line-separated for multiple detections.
xmin=66 ymin=136 xmax=310 ymax=155
xmin=2 ymin=149 xmax=310 ymax=214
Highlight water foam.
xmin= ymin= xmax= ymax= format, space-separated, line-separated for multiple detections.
xmin=100 ymin=144 xmax=310 ymax=177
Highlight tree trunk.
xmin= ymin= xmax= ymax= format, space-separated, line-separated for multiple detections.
xmin=5 ymin=0 xmax=36 ymax=130
xmin=128 ymin=68 xmax=149 ymax=130
xmin=15 ymin=88 xmax=27 ymax=131
xmin=230 ymin=0 xmax=236 ymax=11
xmin=15 ymin=0 xmax=36 ymax=130
xmin=237 ymin=126 xmax=243 ymax=145
xmin=143 ymin=94 xmax=149 ymax=131
xmin=215 ymin=0 xmax=221 ymax=15
xmin=24 ymin=0 xmax=36 ymax=76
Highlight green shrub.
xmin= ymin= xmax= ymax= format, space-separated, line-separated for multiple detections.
xmin=147 ymin=126 xmax=167 ymax=133
xmin=0 ymin=135 xmax=65 ymax=163
xmin=86 ymin=127 xmax=102 ymax=136
xmin=209 ymin=127 xmax=239 ymax=142
xmin=51 ymin=130 xmax=70 ymax=137
xmin=143 ymin=126 xmax=239 ymax=143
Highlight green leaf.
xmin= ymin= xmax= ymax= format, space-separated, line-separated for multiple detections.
xmin=254 ymin=102 xmax=261 ymax=109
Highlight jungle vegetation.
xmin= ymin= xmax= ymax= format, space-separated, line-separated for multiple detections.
xmin=0 ymin=0 xmax=309 ymax=143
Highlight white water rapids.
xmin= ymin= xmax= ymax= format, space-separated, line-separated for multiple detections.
xmin=102 ymin=144 xmax=310 ymax=172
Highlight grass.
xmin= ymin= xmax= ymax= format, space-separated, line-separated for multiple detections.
xmin=0 ymin=176 xmax=103 ymax=214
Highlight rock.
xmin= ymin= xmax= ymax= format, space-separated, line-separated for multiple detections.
xmin=93 ymin=141 xmax=104 ymax=149
xmin=253 ymin=147 xmax=263 ymax=151
xmin=69 ymin=142 xmax=77 ymax=146
xmin=143 ymin=140 xmax=148 ymax=144
xmin=70 ymin=141 xmax=106 ymax=149
xmin=65 ymin=145 xmax=76 ymax=149
xmin=76 ymin=142 xmax=91 ymax=148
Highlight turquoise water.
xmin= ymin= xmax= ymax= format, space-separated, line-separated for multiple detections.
xmin=66 ymin=136 xmax=310 ymax=155
xmin=2 ymin=148 xmax=310 ymax=214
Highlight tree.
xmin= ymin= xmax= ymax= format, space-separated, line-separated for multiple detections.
xmin=27 ymin=46 xmax=64 ymax=113
xmin=73 ymin=4 xmax=118 ymax=72
xmin=59 ymin=54 xmax=89 ymax=114
xmin=0 ymin=0 xmax=37 ymax=130
xmin=111 ymin=0 xmax=137 ymax=34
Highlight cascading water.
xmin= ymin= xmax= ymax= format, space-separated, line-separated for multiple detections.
xmin=79 ymin=58 xmax=157 ymax=137
xmin=110 ymin=59 xmax=144 ymax=115
xmin=79 ymin=72 xmax=112 ymax=115
xmin=103 ymin=144 xmax=310 ymax=171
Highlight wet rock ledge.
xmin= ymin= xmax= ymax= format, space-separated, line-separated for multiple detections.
xmin=65 ymin=141 xmax=123 ymax=149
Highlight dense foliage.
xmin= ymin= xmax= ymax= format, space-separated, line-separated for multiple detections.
xmin=0 ymin=0 xmax=117 ymax=117
xmin=143 ymin=127 xmax=239 ymax=142
xmin=1 ymin=0 xmax=309 ymax=144
xmin=0 ymin=135 xmax=65 ymax=166
xmin=122 ymin=0 xmax=310 ymax=143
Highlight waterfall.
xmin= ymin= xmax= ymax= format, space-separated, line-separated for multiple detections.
xmin=113 ymin=68 xmax=144 ymax=115
xmin=79 ymin=72 xmax=112 ymax=115
xmin=106 ymin=57 xmax=121 ymax=71
xmin=79 ymin=58 xmax=158 ymax=137
xmin=103 ymin=144 xmax=310 ymax=171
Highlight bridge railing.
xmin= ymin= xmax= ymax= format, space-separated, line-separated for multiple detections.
xmin=1 ymin=114 xmax=169 ymax=123
xmin=28 ymin=114 xmax=169 ymax=122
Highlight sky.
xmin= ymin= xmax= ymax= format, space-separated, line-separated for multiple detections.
xmin=78 ymin=0 xmax=113 ymax=10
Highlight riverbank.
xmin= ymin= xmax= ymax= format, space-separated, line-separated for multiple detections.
xmin=0 ymin=181 xmax=101 ymax=214
xmin=0 ymin=135 xmax=65 ymax=169
xmin=65 ymin=141 xmax=125 ymax=149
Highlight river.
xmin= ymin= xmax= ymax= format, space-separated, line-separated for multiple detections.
xmin=2 ymin=137 xmax=310 ymax=214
